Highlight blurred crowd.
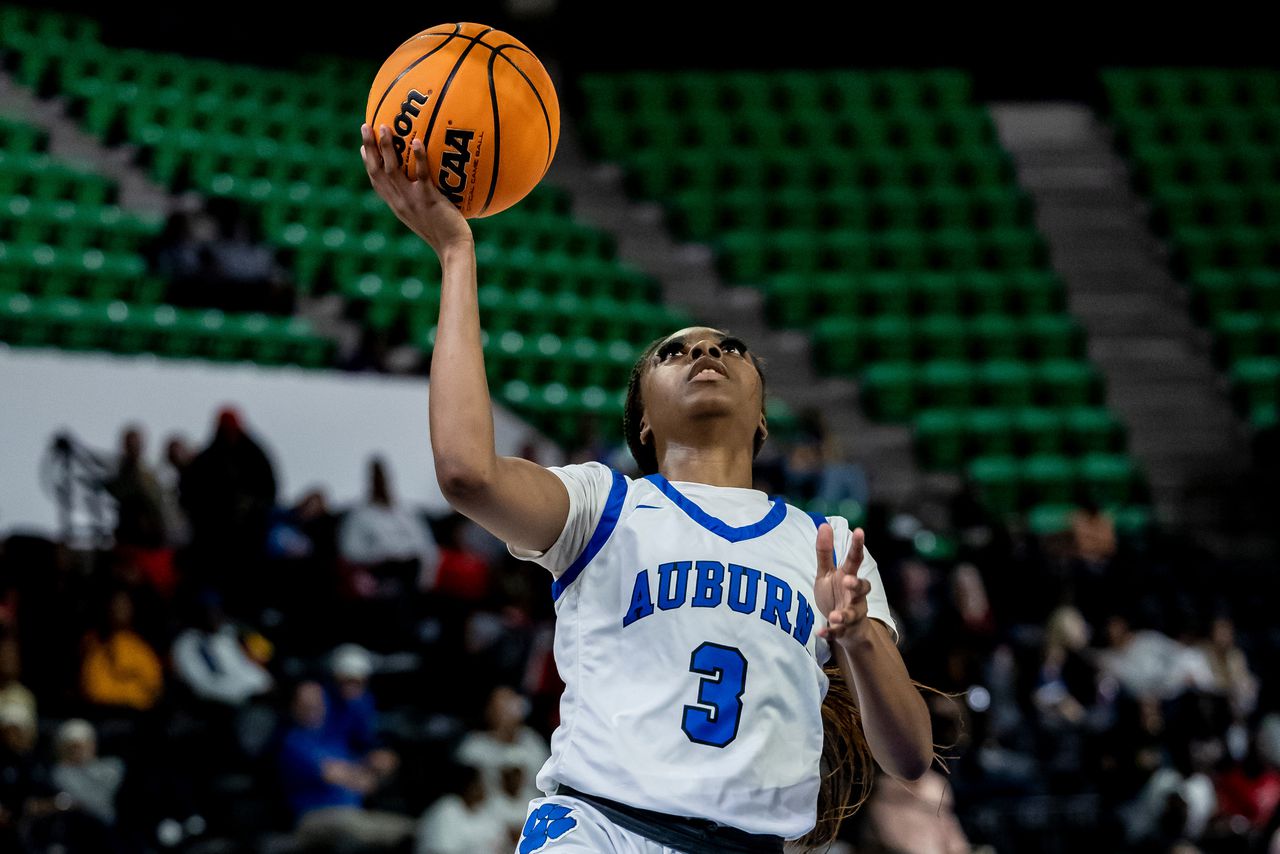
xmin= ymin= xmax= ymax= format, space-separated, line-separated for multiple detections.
xmin=145 ymin=199 xmax=295 ymax=317
xmin=0 ymin=405 xmax=1276 ymax=854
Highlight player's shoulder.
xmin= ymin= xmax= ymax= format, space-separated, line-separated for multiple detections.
xmin=788 ymin=505 xmax=852 ymax=536
xmin=545 ymin=459 xmax=615 ymax=482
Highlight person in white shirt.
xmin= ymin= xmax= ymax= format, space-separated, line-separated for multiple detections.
xmin=361 ymin=122 xmax=933 ymax=854
xmin=171 ymin=591 xmax=272 ymax=707
xmin=415 ymin=765 xmax=507 ymax=854
xmin=51 ymin=719 xmax=124 ymax=827
xmin=455 ymin=686 xmax=549 ymax=805
xmin=339 ymin=457 xmax=440 ymax=595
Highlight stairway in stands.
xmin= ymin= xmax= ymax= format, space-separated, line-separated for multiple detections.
xmin=543 ymin=65 xmax=928 ymax=511
xmin=992 ymin=103 xmax=1251 ymax=539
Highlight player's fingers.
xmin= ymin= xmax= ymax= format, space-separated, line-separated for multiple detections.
xmin=411 ymin=137 xmax=431 ymax=185
xmin=842 ymin=575 xmax=871 ymax=600
xmin=843 ymin=527 xmax=866 ymax=574
xmin=815 ymin=523 xmax=836 ymax=577
xmin=360 ymin=124 xmax=384 ymax=176
xmin=377 ymin=124 xmax=400 ymax=175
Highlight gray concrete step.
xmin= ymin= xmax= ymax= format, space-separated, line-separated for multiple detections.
xmin=995 ymin=102 xmax=1253 ymax=546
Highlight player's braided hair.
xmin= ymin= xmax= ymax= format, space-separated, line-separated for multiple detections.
xmin=623 ymin=331 xmax=768 ymax=475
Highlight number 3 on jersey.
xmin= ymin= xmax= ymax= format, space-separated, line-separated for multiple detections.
xmin=682 ymin=642 xmax=747 ymax=748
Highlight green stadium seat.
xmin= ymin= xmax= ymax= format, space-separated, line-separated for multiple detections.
xmin=1022 ymin=454 xmax=1077 ymax=506
xmin=1080 ymin=453 xmax=1140 ymax=505
xmin=918 ymin=315 xmax=969 ymax=361
xmin=965 ymin=409 xmax=1016 ymax=458
xmin=968 ymin=456 xmax=1020 ymax=517
xmin=915 ymin=409 xmax=965 ymax=470
xmin=979 ymin=360 xmax=1035 ymax=408
xmin=1014 ymin=407 xmax=1066 ymax=456
xmin=971 ymin=314 xmax=1021 ymax=360
xmin=861 ymin=362 xmax=916 ymax=421
xmin=1037 ymin=360 xmax=1101 ymax=407
xmin=1214 ymin=313 xmax=1267 ymax=363
xmin=921 ymin=360 xmax=977 ymax=409
xmin=1065 ymin=408 xmax=1126 ymax=455
xmin=1027 ymin=504 xmax=1075 ymax=536
xmin=813 ymin=318 xmax=864 ymax=374
xmin=1231 ymin=357 xmax=1280 ymax=411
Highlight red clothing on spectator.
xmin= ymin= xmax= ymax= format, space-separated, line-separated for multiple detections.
xmin=1215 ymin=766 xmax=1280 ymax=828
xmin=432 ymin=548 xmax=489 ymax=601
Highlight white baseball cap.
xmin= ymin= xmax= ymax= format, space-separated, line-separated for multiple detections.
xmin=331 ymin=643 xmax=374 ymax=679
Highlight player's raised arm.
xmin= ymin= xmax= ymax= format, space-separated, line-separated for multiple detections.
xmin=359 ymin=123 xmax=569 ymax=553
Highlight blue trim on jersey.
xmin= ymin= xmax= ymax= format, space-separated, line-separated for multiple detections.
xmin=807 ymin=511 xmax=839 ymax=568
xmin=551 ymin=468 xmax=628 ymax=601
xmin=643 ymin=474 xmax=787 ymax=542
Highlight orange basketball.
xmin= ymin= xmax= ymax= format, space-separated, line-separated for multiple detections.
xmin=366 ymin=22 xmax=560 ymax=219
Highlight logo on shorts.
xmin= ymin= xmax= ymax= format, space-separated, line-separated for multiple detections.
xmin=519 ymin=803 xmax=578 ymax=853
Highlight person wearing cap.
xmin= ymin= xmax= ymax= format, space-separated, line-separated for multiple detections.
xmin=279 ymin=681 xmax=414 ymax=850
xmin=326 ymin=644 xmax=398 ymax=781
xmin=51 ymin=719 xmax=124 ymax=829
xmin=180 ymin=406 xmax=278 ymax=604
xmin=0 ymin=702 xmax=56 ymax=850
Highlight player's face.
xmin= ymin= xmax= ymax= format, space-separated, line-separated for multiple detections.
xmin=638 ymin=326 xmax=765 ymax=451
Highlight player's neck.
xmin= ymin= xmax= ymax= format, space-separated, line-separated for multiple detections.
xmin=656 ymin=442 xmax=755 ymax=489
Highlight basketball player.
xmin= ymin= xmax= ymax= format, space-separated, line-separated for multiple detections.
xmin=360 ymin=124 xmax=933 ymax=853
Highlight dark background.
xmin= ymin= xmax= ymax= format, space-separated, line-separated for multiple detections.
xmin=27 ymin=2 xmax=1280 ymax=102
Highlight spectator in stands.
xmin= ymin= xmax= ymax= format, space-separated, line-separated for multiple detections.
xmin=1034 ymin=606 xmax=1100 ymax=727
xmin=50 ymin=718 xmax=124 ymax=829
xmin=1118 ymin=734 xmax=1219 ymax=850
xmin=148 ymin=210 xmax=217 ymax=309
xmin=455 ymin=685 xmax=548 ymax=805
xmin=181 ymin=406 xmax=278 ymax=599
xmin=0 ymin=636 xmax=35 ymax=722
xmin=338 ymin=457 xmax=438 ymax=599
xmin=342 ymin=326 xmax=392 ymax=374
xmin=937 ymin=561 xmax=997 ymax=689
xmin=279 ymin=681 xmax=413 ymax=851
xmin=172 ymin=590 xmax=273 ymax=707
xmin=0 ymin=702 xmax=54 ymax=850
xmin=324 ymin=644 xmax=398 ymax=782
xmin=80 ymin=589 xmax=164 ymax=713
xmin=1214 ymin=728 xmax=1280 ymax=835
xmin=783 ymin=410 xmax=870 ymax=507
xmin=103 ymin=425 xmax=176 ymax=598
xmin=204 ymin=198 xmax=294 ymax=315
xmin=103 ymin=425 xmax=168 ymax=551
xmin=1200 ymin=615 xmax=1259 ymax=720
xmin=487 ymin=764 xmax=532 ymax=849
xmin=1069 ymin=497 xmax=1118 ymax=567
xmin=157 ymin=434 xmax=194 ymax=549
xmin=414 ymin=764 xmax=506 ymax=854
xmin=1096 ymin=614 xmax=1217 ymax=703
xmin=267 ymin=489 xmax=336 ymax=563
xmin=429 ymin=513 xmax=490 ymax=601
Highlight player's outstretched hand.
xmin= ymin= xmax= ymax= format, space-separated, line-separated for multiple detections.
xmin=814 ymin=522 xmax=872 ymax=648
xmin=360 ymin=122 xmax=473 ymax=259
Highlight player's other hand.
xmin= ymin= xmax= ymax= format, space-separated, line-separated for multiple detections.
xmin=814 ymin=522 xmax=872 ymax=648
xmin=360 ymin=123 xmax=473 ymax=259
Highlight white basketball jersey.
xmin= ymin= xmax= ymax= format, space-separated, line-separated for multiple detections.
xmin=534 ymin=469 xmax=890 ymax=839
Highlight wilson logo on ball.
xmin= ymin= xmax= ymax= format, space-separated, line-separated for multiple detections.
xmin=438 ymin=128 xmax=476 ymax=207
xmin=390 ymin=89 xmax=430 ymax=166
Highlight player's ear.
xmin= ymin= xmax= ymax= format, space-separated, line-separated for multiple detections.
xmin=639 ymin=415 xmax=652 ymax=447
xmin=756 ymin=413 xmax=768 ymax=446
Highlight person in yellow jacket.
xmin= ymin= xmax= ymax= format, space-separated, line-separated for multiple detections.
xmin=81 ymin=590 xmax=163 ymax=712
